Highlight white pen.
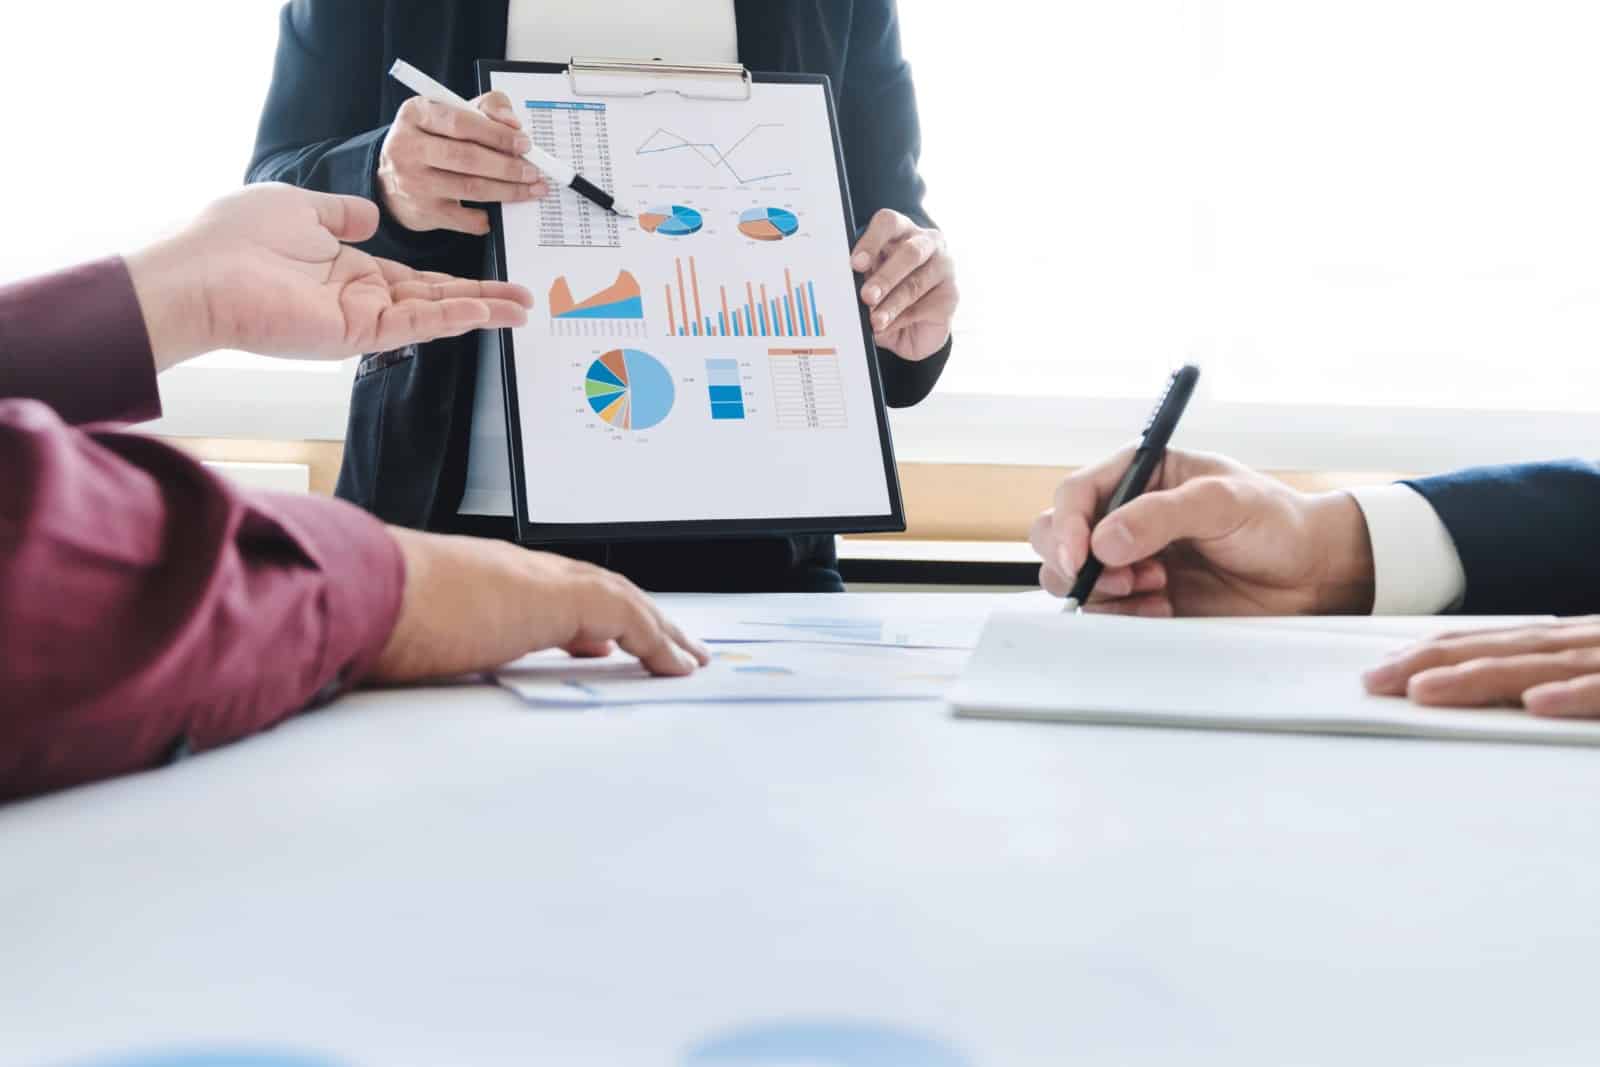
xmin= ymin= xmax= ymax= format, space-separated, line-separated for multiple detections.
xmin=388 ymin=59 xmax=635 ymax=218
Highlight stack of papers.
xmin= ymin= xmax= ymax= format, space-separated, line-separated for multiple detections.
xmin=951 ymin=613 xmax=1600 ymax=747
xmin=490 ymin=589 xmax=1589 ymax=743
xmin=492 ymin=592 xmax=1033 ymax=707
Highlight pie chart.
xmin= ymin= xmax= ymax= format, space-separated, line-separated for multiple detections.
xmin=639 ymin=204 xmax=703 ymax=236
xmin=738 ymin=206 xmax=799 ymax=241
xmin=585 ymin=348 xmax=676 ymax=430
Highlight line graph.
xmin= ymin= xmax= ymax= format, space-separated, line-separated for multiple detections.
xmin=635 ymin=125 xmax=793 ymax=186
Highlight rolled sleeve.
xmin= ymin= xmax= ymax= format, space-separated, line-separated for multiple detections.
xmin=222 ymin=490 xmax=407 ymax=722
xmin=0 ymin=402 xmax=405 ymax=800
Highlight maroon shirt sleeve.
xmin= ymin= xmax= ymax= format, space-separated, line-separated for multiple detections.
xmin=0 ymin=258 xmax=405 ymax=801
xmin=0 ymin=258 xmax=162 ymax=425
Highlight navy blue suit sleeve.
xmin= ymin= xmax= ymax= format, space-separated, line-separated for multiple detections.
xmin=245 ymin=1 xmax=465 ymax=268
xmin=841 ymin=0 xmax=951 ymax=408
xmin=1405 ymin=459 xmax=1600 ymax=615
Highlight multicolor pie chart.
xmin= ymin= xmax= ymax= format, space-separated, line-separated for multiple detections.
xmin=639 ymin=204 xmax=703 ymax=236
xmin=585 ymin=348 xmax=676 ymax=431
xmin=738 ymin=206 xmax=800 ymax=241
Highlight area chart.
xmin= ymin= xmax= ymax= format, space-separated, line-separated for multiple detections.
xmin=585 ymin=349 xmax=676 ymax=431
xmin=549 ymin=271 xmax=645 ymax=337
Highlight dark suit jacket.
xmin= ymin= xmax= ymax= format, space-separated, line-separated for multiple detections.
xmin=247 ymin=0 xmax=949 ymax=591
xmin=1407 ymin=460 xmax=1600 ymax=615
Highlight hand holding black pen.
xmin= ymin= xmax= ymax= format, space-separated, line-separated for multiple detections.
xmin=1062 ymin=365 xmax=1201 ymax=612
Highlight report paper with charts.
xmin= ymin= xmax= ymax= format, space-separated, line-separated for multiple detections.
xmin=480 ymin=61 xmax=903 ymax=543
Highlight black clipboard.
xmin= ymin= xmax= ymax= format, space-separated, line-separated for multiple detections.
xmin=477 ymin=58 xmax=905 ymax=545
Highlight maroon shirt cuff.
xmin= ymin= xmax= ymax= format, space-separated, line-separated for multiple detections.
xmin=0 ymin=256 xmax=161 ymax=424
xmin=0 ymin=404 xmax=407 ymax=800
xmin=200 ymin=490 xmax=408 ymax=732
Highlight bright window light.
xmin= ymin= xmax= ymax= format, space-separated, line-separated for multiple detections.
xmin=901 ymin=1 xmax=1600 ymax=412
xmin=0 ymin=1 xmax=344 ymax=373
xmin=5 ymin=4 xmax=1598 ymax=458
xmin=2 ymin=1 xmax=285 ymax=277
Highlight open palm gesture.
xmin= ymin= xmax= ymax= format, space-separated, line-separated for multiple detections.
xmin=129 ymin=184 xmax=532 ymax=368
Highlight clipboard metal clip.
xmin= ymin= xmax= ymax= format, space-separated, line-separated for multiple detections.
xmin=568 ymin=56 xmax=753 ymax=102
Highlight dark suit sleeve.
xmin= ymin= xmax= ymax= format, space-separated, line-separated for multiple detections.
xmin=839 ymin=0 xmax=951 ymax=408
xmin=1405 ymin=460 xmax=1600 ymax=616
xmin=245 ymin=0 xmax=465 ymax=268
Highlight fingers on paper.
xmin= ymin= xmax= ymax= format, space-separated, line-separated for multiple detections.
xmin=1364 ymin=622 xmax=1600 ymax=718
xmin=1523 ymin=674 xmax=1600 ymax=718
xmin=571 ymin=574 xmax=711 ymax=677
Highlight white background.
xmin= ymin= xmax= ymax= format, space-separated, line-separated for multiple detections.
xmin=3 ymin=3 xmax=1598 ymax=470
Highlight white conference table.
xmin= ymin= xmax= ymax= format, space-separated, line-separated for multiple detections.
xmin=3 ymin=595 xmax=1600 ymax=1067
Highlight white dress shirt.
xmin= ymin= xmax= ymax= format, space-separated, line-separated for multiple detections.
xmin=1347 ymin=484 xmax=1468 ymax=614
xmin=507 ymin=0 xmax=737 ymax=65
xmin=459 ymin=1 xmax=740 ymax=516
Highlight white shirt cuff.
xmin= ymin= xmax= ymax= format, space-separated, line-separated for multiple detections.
xmin=1346 ymin=484 xmax=1467 ymax=616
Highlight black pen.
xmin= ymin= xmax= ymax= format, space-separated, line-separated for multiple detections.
xmin=1063 ymin=364 xmax=1202 ymax=612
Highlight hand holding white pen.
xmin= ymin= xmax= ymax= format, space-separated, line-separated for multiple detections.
xmin=387 ymin=59 xmax=636 ymax=225
xmin=374 ymin=66 xmax=546 ymax=235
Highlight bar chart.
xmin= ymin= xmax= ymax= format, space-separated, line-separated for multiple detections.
xmin=663 ymin=257 xmax=825 ymax=339
xmin=705 ymin=359 xmax=747 ymax=421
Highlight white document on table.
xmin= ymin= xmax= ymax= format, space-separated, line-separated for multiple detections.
xmin=655 ymin=590 xmax=1059 ymax=650
xmin=497 ymin=643 xmax=968 ymax=708
xmin=952 ymin=613 xmax=1600 ymax=747
xmin=1189 ymin=615 xmax=1553 ymax=640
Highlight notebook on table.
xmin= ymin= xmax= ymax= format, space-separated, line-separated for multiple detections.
xmin=950 ymin=613 xmax=1600 ymax=747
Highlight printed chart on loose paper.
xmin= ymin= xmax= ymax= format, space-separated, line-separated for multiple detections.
xmin=488 ymin=68 xmax=896 ymax=528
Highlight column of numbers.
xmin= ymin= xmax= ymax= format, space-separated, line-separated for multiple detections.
xmin=527 ymin=101 xmax=620 ymax=249
xmin=770 ymin=349 xmax=847 ymax=429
